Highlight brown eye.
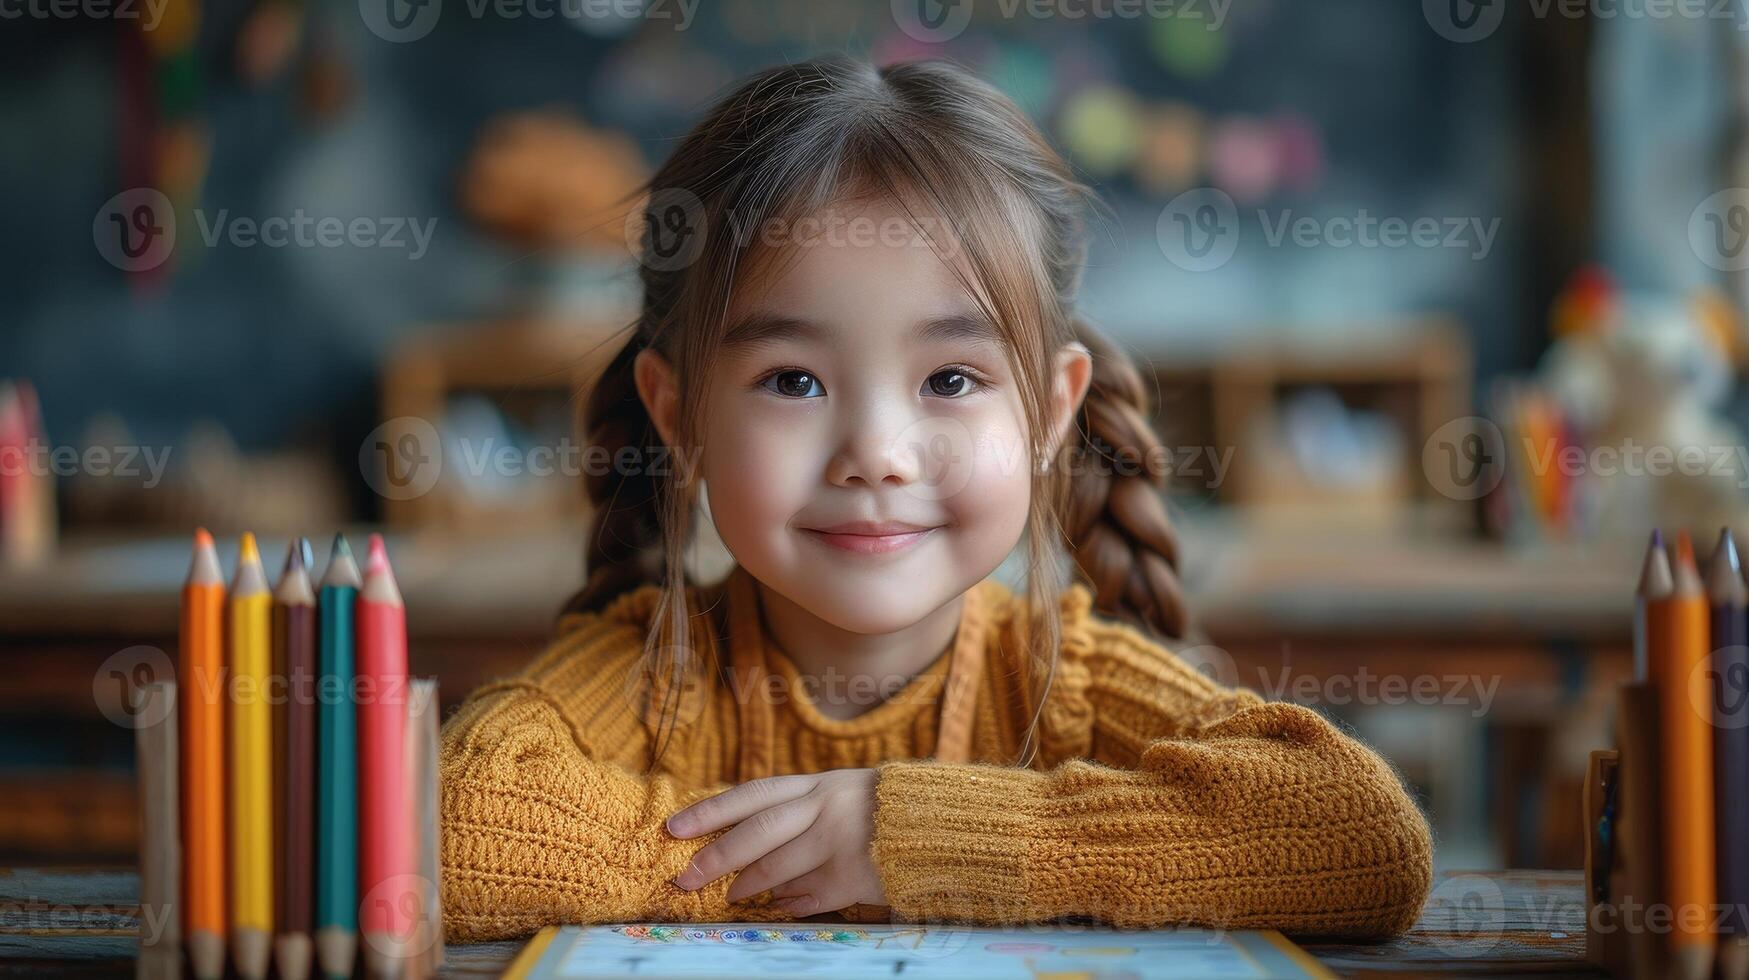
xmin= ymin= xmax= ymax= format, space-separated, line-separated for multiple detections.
xmin=926 ymin=370 xmax=971 ymax=397
xmin=763 ymin=370 xmax=824 ymax=398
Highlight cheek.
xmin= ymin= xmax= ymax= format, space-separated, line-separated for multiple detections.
xmin=699 ymin=400 xmax=816 ymax=549
xmin=941 ymin=407 xmax=1033 ymax=547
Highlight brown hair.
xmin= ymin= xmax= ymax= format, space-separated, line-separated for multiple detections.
xmin=566 ymin=56 xmax=1186 ymax=767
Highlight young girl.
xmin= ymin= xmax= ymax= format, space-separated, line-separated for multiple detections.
xmin=439 ymin=56 xmax=1433 ymax=943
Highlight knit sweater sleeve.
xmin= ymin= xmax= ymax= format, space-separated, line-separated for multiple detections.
xmin=869 ymin=587 xmax=1435 ymax=938
xmin=438 ymin=599 xmax=791 ymax=942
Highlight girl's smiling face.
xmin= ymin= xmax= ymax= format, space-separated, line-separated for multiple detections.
xmin=636 ymin=196 xmax=1090 ymax=635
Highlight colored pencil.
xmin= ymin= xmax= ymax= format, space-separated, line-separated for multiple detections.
xmin=137 ymin=679 xmax=181 ymax=980
xmin=1714 ymin=529 xmax=1749 ymax=980
xmin=1649 ymin=531 xmax=1716 ymax=980
xmin=274 ymin=541 xmax=318 ymax=980
xmin=12 ymin=380 xmax=52 ymax=564
xmin=1635 ymin=530 xmax=1668 ymax=682
xmin=229 ymin=533 xmax=274 ymax=980
xmin=359 ymin=533 xmax=413 ymax=978
xmin=0 ymin=382 xmax=23 ymax=566
xmin=316 ymin=535 xmax=361 ymax=980
xmin=180 ymin=528 xmax=227 ymax=980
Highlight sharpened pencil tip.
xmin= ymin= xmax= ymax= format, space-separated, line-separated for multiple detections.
xmin=240 ymin=532 xmax=259 ymax=563
xmin=194 ymin=527 xmax=213 ymax=548
xmin=282 ymin=539 xmax=304 ymax=574
xmin=367 ymin=533 xmax=388 ymax=572
xmin=332 ymin=532 xmax=353 ymax=559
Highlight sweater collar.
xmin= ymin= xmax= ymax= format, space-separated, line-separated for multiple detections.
xmin=722 ymin=564 xmax=990 ymax=781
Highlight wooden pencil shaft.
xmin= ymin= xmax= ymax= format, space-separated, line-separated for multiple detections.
xmin=137 ymin=681 xmax=180 ymax=951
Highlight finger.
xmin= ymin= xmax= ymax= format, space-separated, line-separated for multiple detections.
xmin=667 ymin=774 xmax=816 ymax=838
xmin=672 ymin=797 xmax=817 ymax=891
xmin=725 ymin=831 xmax=827 ymax=903
xmin=767 ymin=868 xmax=837 ymax=917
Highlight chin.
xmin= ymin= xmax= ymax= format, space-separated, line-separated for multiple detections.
xmin=741 ymin=564 xmax=948 ymax=632
xmin=791 ymin=580 xmax=949 ymax=633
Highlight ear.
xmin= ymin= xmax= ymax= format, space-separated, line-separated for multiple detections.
xmin=633 ymin=348 xmax=680 ymax=448
xmin=1045 ymin=341 xmax=1093 ymax=460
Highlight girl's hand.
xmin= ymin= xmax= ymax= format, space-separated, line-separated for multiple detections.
xmin=665 ymin=769 xmax=886 ymax=916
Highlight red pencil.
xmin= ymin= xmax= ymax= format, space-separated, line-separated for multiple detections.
xmin=357 ymin=534 xmax=413 ymax=978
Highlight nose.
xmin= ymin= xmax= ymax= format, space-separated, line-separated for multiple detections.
xmin=825 ymin=403 xmax=923 ymax=489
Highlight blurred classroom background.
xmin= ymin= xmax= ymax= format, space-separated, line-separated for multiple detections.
xmin=2 ymin=0 xmax=1744 ymax=876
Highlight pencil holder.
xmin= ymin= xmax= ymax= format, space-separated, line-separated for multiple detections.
xmin=1586 ymin=681 xmax=1683 ymax=979
xmin=1583 ymin=747 xmax=1624 ymax=974
xmin=143 ymin=532 xmax=445 ymax=980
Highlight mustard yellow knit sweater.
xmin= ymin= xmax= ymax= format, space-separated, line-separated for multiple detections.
xmin=439 ymin=565 xmax=1434 ymax=942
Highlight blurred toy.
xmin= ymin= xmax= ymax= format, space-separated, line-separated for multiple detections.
xmin=1529 ymin=269 xmax=1749 ymax=538
xmin=1538 ymin=265 xmax=1620 ymax=433
xmin=459 ymin=111 xmax=648 ymax=253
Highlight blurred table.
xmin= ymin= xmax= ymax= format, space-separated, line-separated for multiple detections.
xmin=0 ymin=516 xmax=1638 ymax=864
xmin=0 ymin=867 xmax=1601 ymax=977
xmin=0 ymin=515 xmax=1639 ymax=643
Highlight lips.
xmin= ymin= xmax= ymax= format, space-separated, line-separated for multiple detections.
xmin=799 ymin=520 xmax=940 ymax=555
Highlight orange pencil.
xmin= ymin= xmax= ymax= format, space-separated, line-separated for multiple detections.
xmin=1648 ymin=531 xmax=1717 ymax=980
xmin=358 ymin=534 xmax=413 ymax=978
xmin=180 ymin=528 xmax=227 ymax=980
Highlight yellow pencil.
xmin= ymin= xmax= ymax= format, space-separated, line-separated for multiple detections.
xmin=229 ymin=533 xmax=274 ymax=980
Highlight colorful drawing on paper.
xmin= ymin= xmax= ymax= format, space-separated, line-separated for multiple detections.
xmin=509 ymin=922 xmax=1334 ymax=979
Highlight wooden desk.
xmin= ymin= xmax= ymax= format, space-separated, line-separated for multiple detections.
xmin=0 ymin=867 xmax=1601 ymax=977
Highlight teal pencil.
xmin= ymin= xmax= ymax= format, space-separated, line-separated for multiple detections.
xmin=315 ymin=535 xmax=361 ymax=980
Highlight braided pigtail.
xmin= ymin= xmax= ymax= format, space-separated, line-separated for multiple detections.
xmin=563 ymin=319 xmax=706 ymax=771
xmin=564 ymin=326 xmax=668 ymax=616
xmin=1059 ymin=319 xmax=1189 ymax=641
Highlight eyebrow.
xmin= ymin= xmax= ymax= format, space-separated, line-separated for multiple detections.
xmin=720 ymin=311 xmax=1004 ymax=352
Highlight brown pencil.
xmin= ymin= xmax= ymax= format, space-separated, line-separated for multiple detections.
xmin=1618 ymin=681 xmax=1667 ymax=978
xmin=1650 ymin=531 xmax=1717 ymax=980
xmin=274 ymin=540 xmax=317 ymax=980
xmin=136 ymin=680 xmax=181 ymax=980
xmin=1635 ymin=529 xmax=1668 ymax=682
